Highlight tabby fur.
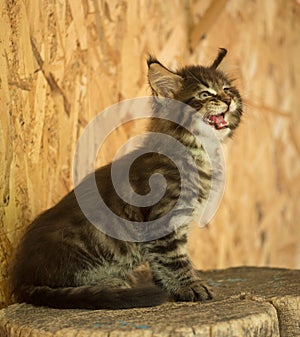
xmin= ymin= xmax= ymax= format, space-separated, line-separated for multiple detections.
xmin=10 ymin=49 xmax=242 ymax=309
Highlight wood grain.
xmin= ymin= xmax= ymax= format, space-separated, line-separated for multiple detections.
xmin=0 ymin=0 xmax=300 ymax=308
xmin=1 ymin=267 xmax=300 ymax=337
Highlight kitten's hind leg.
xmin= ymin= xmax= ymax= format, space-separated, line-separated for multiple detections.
xmin=73 ymin=268 xmax=167 ymax=309
xmin=99 ymin=277 xmax=131 ymax=289
xmin=76 ymin=267 xmax=132 ymax=289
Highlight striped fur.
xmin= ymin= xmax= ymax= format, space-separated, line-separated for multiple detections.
xmin=10 ymin=51 xmax=242 ymax=309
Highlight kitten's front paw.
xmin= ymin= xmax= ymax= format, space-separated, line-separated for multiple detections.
xmin=173 ymin=281 xmax=212 ymax=302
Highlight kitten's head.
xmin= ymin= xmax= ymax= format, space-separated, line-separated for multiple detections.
xmin=147 ymin=49 xmax=242 ymax=140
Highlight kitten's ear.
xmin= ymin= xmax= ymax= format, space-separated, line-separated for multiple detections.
xmin=210 ymin=48 xmax=227 ymax=69
xmin=147 ymin=57 xmax=183 ymax=98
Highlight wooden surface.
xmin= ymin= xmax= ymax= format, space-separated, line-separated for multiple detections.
xmin=1 ymin=1 xmax=300 ymax=309
xmin=0 ymin=267 xmax=299 ymax=337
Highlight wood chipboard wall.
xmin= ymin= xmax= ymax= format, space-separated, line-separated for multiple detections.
xmin=0 ymin=0 xmax=299 ymax=307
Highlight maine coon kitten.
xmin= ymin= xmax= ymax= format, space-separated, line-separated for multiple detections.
xmin=10 ymin=49 xmax=242 ymax=309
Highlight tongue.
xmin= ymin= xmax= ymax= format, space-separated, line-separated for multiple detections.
xmin=209 ymin=114 xmax=228 ymax=129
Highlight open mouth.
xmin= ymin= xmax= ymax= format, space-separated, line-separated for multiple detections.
xmin=204 ymin=113 xmax=229 ymax=130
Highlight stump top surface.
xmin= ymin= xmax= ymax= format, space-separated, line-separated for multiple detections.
xmin=201 ymin=266 xmax=300 ymax=300
xmin=1 ymin=267 xmax=299 ymax=337
xmin=1 ymin=300 xmax=279 ymax=337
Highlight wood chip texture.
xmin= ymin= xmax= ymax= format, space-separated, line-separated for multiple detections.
xmin=0 ymin=0 xmax=300 ymax=309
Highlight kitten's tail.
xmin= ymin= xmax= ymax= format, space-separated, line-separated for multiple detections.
xmin=15 ymin=284 xmax=168 ymax=309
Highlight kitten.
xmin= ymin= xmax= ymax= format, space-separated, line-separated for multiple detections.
xmin=10 ymin=49 xmax=242 ymax=309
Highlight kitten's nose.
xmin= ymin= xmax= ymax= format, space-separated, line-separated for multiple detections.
xmin=222 ymin=96 xmax=231 ymax=106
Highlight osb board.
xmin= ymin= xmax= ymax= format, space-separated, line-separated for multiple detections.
xmin=0 ymin=0 xmax=300 ymax=307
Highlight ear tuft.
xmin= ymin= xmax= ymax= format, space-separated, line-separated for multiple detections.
xmin=210 ymin=48 xmax=227 ymax=69
xmin=147 ymin=58 xmax=182 ymax=98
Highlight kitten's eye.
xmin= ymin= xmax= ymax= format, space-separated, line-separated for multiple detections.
xmin=198 ymin=91 xmax=212 ymax=100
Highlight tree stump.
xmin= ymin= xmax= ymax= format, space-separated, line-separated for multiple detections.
xmin=0 ymin=267 xmax=299 ymax=337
